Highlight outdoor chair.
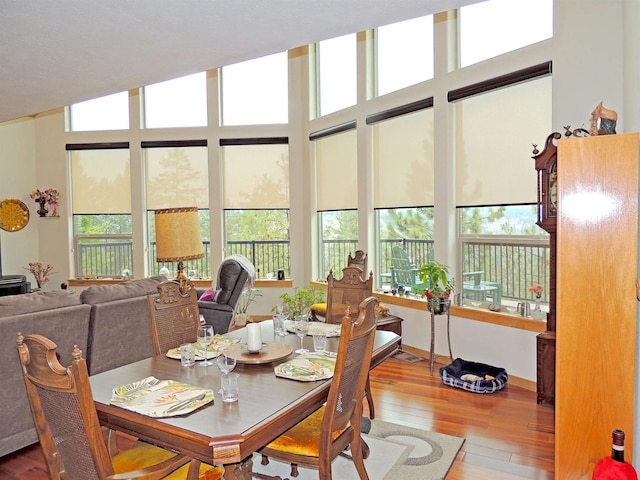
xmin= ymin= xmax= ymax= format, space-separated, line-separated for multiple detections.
xmin=260 ymin=296 xmax=379 ymax=479
xmin=16 ymin=333 xmax=223 ymax=480
xmin=389 ymin=246 xmax=423 ymax=291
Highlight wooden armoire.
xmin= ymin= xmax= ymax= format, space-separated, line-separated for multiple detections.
xmin=555 ymin=133 xmax=638 ymax=479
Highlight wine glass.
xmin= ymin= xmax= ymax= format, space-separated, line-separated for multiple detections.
xmin=294 ymin=315 xmax=309 ymax=354
xmin=197 ymin=325 xmax=215 ymax=367
xmin=216 ymin=348 xmax=237 ymax=375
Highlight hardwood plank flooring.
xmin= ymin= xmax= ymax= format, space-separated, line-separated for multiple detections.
xmin=0 ymin=354 xmax=555 ymax=479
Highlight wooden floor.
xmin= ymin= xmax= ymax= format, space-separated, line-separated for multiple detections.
xmin=0 ymin=354 xmax=555 ymax=479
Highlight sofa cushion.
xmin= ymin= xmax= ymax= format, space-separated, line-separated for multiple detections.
xmin=199 ymin=288 xmax=216 ymax=302
xmin=0 ymin=290 xmax=81 ymax=317
xmin=80 ymin=276 xmax=165 ymax=305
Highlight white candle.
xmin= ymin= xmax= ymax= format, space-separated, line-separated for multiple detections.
xmin=246 ymin=322 xmax=262 ymax=352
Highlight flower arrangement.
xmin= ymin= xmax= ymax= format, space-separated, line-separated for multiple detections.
xmin=529 ymin=284 xmax=544 ymax=298
xmin=29 ymin=188 xmax=61 ymax=217
xmin=236 ymin=286 xmax=262 ymax=315
xmin=26 ymin=261 xmax=55 ymax=289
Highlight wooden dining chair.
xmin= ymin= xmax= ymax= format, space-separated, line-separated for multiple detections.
xmin=15 ymin=333 xmax=224 ymax=480
xmin=147 ymin=279 xmax=202 ymax=355
xmin=260 ymin=296 xmax=380 ymax=479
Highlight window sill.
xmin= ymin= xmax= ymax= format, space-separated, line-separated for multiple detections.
xmin=372 ymin=292 xmax=546 ymax=334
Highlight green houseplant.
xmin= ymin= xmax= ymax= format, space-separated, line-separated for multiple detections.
xmin=417 ymin=261 xmax=455 ymax=314
xmin=277 ymin=284 xmax=325 ymax=318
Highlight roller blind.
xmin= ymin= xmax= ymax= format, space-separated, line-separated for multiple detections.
xmin=455 ymin=76 xmax=552 ymax=207
xmin=145 ymin=146 xmax=209 ymax=210
xmin=71 ymin=149 xmax=131 ymax=214
xmin=372 ymin=107 xmax=434 ymax=209
xmin=315 ymin=128 xmax=357 ymax=211
xmin=223 ymin=144 xmax=289 ymax=209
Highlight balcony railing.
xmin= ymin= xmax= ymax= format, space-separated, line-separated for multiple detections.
xmin=75 ymin=236 xmax=548 ymax=304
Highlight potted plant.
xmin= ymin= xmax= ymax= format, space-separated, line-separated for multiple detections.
xmin=417 ymin=261 xmax=455 ymax=314
xmin=277 ymin=284 xmax=325 ymax=318
xmin=233 ymin=286 xmax=262 ymax=326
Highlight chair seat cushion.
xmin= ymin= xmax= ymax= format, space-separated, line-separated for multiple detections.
xmin=310 ymin=302 xmax=327 ymax=314
xmin=439 ymin=358 xmax=508 ymax=394
xmin=113 ymin=441 xmax=224 ymax=479
xmin=264 ymin=406 xmax=347 ymax=457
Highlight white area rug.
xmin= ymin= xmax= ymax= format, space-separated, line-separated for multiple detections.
xmin=252 ymin=419 xmax=464 ymax=480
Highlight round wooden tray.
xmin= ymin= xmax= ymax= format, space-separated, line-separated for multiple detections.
xmin=225 ymin=341 xmax=293 ymax=364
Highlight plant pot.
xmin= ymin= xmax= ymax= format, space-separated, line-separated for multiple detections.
xmin=428 ymin=298 xmax=451 ymax=315
xmin=233 ymin=313 xmax=250 ymax=327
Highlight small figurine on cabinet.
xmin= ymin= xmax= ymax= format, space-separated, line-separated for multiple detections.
xmin=589 ymin=101 xmax=617 ymax=136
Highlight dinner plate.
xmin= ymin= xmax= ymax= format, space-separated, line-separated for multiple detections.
xmin=110 ymin=377 xmax=214 ymax=418
xmin=284 ymin=320 xmax=341 ymax=337
xmin=0 ymin=198 xmax=29 ymax=232
xmin=274 ymin=351 xmax=337 ymax=381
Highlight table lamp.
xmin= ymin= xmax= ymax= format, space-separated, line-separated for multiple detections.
xmin=154 ymin=207 xmax=204 ymax=292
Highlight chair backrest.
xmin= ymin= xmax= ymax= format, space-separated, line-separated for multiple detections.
xmin=213 ymin=256 xmax=253 ymax=308
xmin=325 ymin=266 xmax=373 ymax=325
xmin=147 ymin=279 xmax=201 ymax=355
xmin=321 ymin=297 xmax=379 ymax=452
xmin=390 ymin=245 xmax=421 ymax=289
xmin=16 ymin=333 xmax=116 ymax=479
xmin=347 ymin=250 xmax=368 ymax=273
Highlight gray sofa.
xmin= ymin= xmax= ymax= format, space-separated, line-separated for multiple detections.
xmin=0 ymin=276 xmax=165 ymax=457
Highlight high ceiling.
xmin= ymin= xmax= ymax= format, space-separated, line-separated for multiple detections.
xmin=0 ymin=0 xmax=481 ymax=124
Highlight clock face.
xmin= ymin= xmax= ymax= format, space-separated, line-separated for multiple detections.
xmin=547 ymin=170 xmax=557 ymax=217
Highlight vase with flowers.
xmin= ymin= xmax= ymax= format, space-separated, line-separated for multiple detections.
xmin=529 ymin=284 xmax=545 ymax=320
xmin=26 ymin=261 xmax=55 ymax=290
xmin=233 ymin=285 xmax=262 ymax=327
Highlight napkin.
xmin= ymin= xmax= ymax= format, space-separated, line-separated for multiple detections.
xmin=111 ymin=377 xmax=214 ymax=418
xmin=274 ymin=352 xmax=337 ymax=382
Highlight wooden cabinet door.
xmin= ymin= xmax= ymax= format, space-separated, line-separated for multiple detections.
xmin=555 ymin=133 xmax=638 ymax=479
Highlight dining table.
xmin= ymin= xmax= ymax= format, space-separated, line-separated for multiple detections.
xmin=90 ymin=319 xmax=401 ymax=480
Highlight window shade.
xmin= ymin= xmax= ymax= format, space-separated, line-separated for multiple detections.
xmin=145 ymin=146 xmax=209 ymax=210
xmin=71 ymin=149 xmax=131 ymax=214
xmin=223 ymin=144 xmax=289 ymax=209
xmin=373 ymin=107 xmax=434 ymax=209
xmin=315 ymin=129 xmax=357 ymax=211
xmin=455 ymin=76 xmax=552 ymax=207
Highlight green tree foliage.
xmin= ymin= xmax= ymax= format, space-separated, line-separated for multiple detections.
xmin=383 ymin=207 xmax=434 ymax=239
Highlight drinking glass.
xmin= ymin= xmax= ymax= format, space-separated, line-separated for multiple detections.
xmin=216 ymin=348 xmax=236 ymax=375
xmin=294 ymin=315 xmax=309 ymax=354
xmin=196 ymin=324 xmax=215 ymax=367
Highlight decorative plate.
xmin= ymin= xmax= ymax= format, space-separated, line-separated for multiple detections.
xmin=111 ymin=376 xmax=214 ymax=418
xmin=0 ymin=198 xmax=29 ymax=232
xmin=274 ymin=351 xmax=337 ymax=381
xmin=166 ymin=336 xmax=239 ymax=360
xmin=285 ymin=320 xmax=341 ymax=337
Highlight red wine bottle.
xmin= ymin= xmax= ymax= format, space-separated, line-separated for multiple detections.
xmin=592 ymin=429 xmax=638 ymax=480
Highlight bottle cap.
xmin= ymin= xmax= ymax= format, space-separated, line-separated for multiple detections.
xmin=613 ymin=429 xmax=625 ymax=448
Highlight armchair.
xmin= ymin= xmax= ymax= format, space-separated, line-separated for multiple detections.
xmin=197 ymin=255 xmax=254 ymax=334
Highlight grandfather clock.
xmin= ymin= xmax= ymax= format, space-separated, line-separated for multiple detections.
xmin=533 ymin=131 xmax=560 ymax=406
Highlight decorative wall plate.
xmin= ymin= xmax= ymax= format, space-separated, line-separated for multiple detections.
xmin=0 ymin=198 xmax=30 ymax=232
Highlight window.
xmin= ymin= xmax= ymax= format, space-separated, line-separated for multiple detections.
xmin=144 ymin=143 xmax=210 ymax=277
xmin=370 ymin=104 xmax=435 ymax=288
xmin=222 ymin=142 xmax=290 ymax=276
xmin=222 ymin=52 xmax=288 ymax=126
xmin=317 ymin=34 xmax=357 ymax=116
xmin=69 ymin=92 xmax=129 ymax=132
xmin=460 ymin=0 xmax=553 ymax=68
xmin=376 ymin=15 xmax=434 ymax=97
xmin=143 ymin=72 xmax=207 ymax=128
xmin=70 ymin=146 xmax=133 ymax=277
xmin=454 ymin=74 xmax=552 ymax=307
xmin=313 ymin=126 xmax=358 ymax=278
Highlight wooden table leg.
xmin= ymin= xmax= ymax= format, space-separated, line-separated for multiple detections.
xmin=223 ymin=456 xmax=254 ymax=480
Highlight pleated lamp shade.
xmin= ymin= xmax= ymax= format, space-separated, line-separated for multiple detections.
xmin=154 ymin=207 xmax=204 ymax=282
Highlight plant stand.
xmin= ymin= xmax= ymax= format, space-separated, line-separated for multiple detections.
xmin=428 ymin=303 xmax=453 ymax=376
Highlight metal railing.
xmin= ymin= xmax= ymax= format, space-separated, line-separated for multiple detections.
xmin=75 ymin=236 xmax=548 ymax=304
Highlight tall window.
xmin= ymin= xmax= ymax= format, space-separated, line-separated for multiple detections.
xmin=222 ymin=52 xmax=288 ymax=126
xmin=460 ymin=0 xmax=553 ymax=68
xmin=371 ymin=105 xmax=435 ymax=288
xmin=222 ymin=142 xmax=290 ymax=277
xmin=70 ymin=146 xmax=133 ymax=278
xmin=69 ymin=92 xmax=129 ymax=132
xmin=313 ymin=126 xmax=358 ymax=278
xmin=455 ymin=74 xmax=552 ymax=307
xmin=376 ymin=15 xmax=434 ymax=97
xmin=145 ymin=144 xmax=210 ymax=277
xmin=143 ymin=73 xmax=207 ymax=128
xmin=317 ymin=34 xmax=357 ymax=116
